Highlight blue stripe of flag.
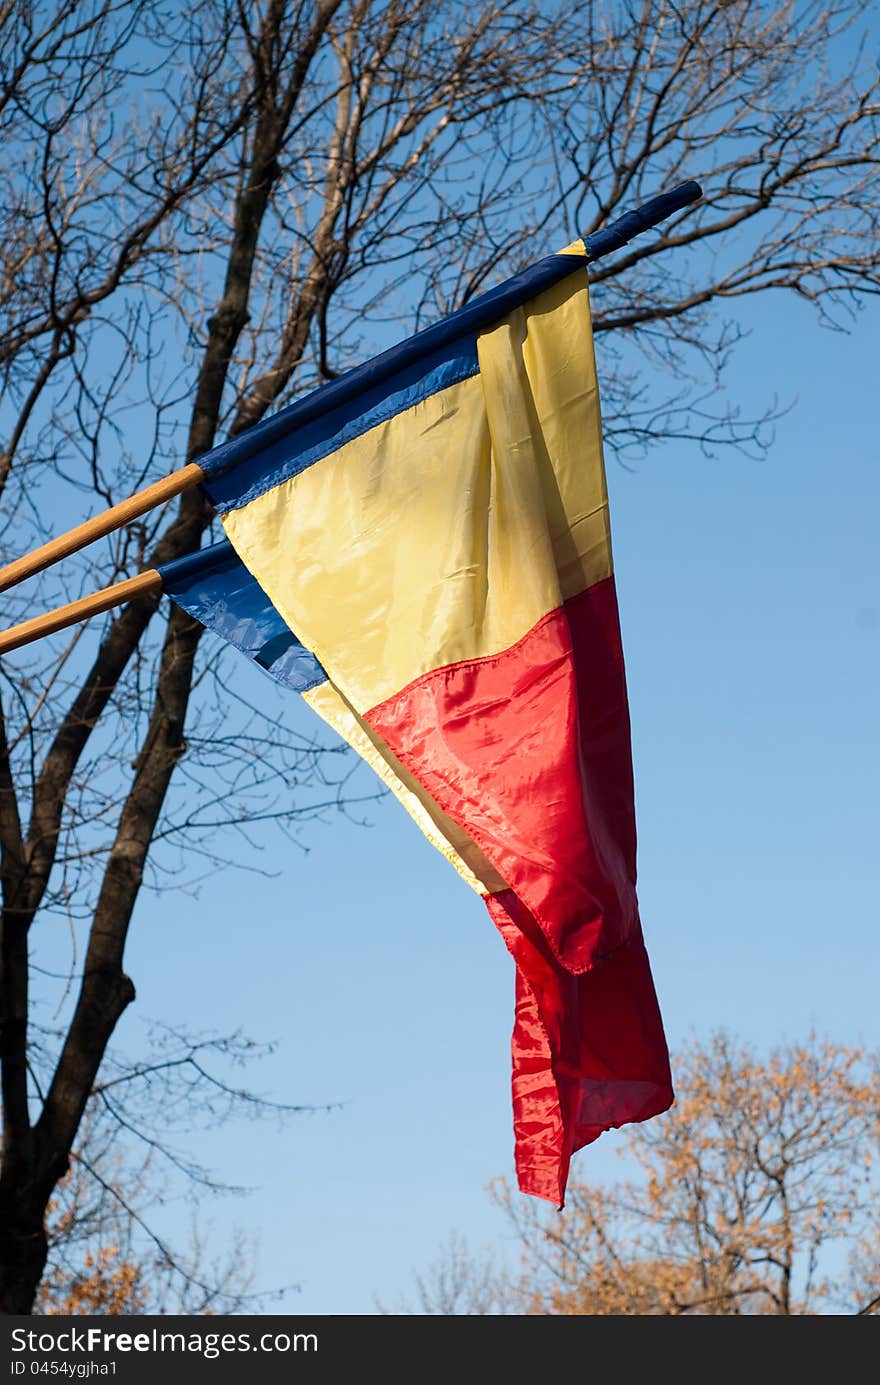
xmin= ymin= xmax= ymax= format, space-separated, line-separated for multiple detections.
xmin=159 ymin=539 xmax=326 ymax=693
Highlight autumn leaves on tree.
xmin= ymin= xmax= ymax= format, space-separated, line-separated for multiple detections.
xmin=401 ymin=1034 xmax=880 ymax=1316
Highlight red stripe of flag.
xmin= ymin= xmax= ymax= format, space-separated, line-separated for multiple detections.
xmin=366 ymin=577 xmax=672 ymax=1204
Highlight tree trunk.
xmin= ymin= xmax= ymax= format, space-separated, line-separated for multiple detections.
xmin=0 ymin=1194 xmax=48 ymax=1314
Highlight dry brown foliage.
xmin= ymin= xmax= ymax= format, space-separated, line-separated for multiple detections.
xmin=495 ymin=1033 xmax=880 ymax=1315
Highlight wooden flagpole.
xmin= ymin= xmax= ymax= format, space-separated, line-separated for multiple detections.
xmin=0 ymin=570 xmax=163 ymax=655
xmin=0 ymin=462 xmax=204 ymax=595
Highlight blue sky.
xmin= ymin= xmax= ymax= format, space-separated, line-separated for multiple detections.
xmin=117 ymin=270 xmax=880 ymax=1313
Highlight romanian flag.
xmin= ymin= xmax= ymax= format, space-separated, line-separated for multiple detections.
xmin=160 ymin=243 xmax=673 ymax=1205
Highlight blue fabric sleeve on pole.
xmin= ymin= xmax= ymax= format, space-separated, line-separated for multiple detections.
xmin=159 ymin=539 xmax=326 ymax=693
xmin=582 ymin=180 xmax=701 ymax=261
